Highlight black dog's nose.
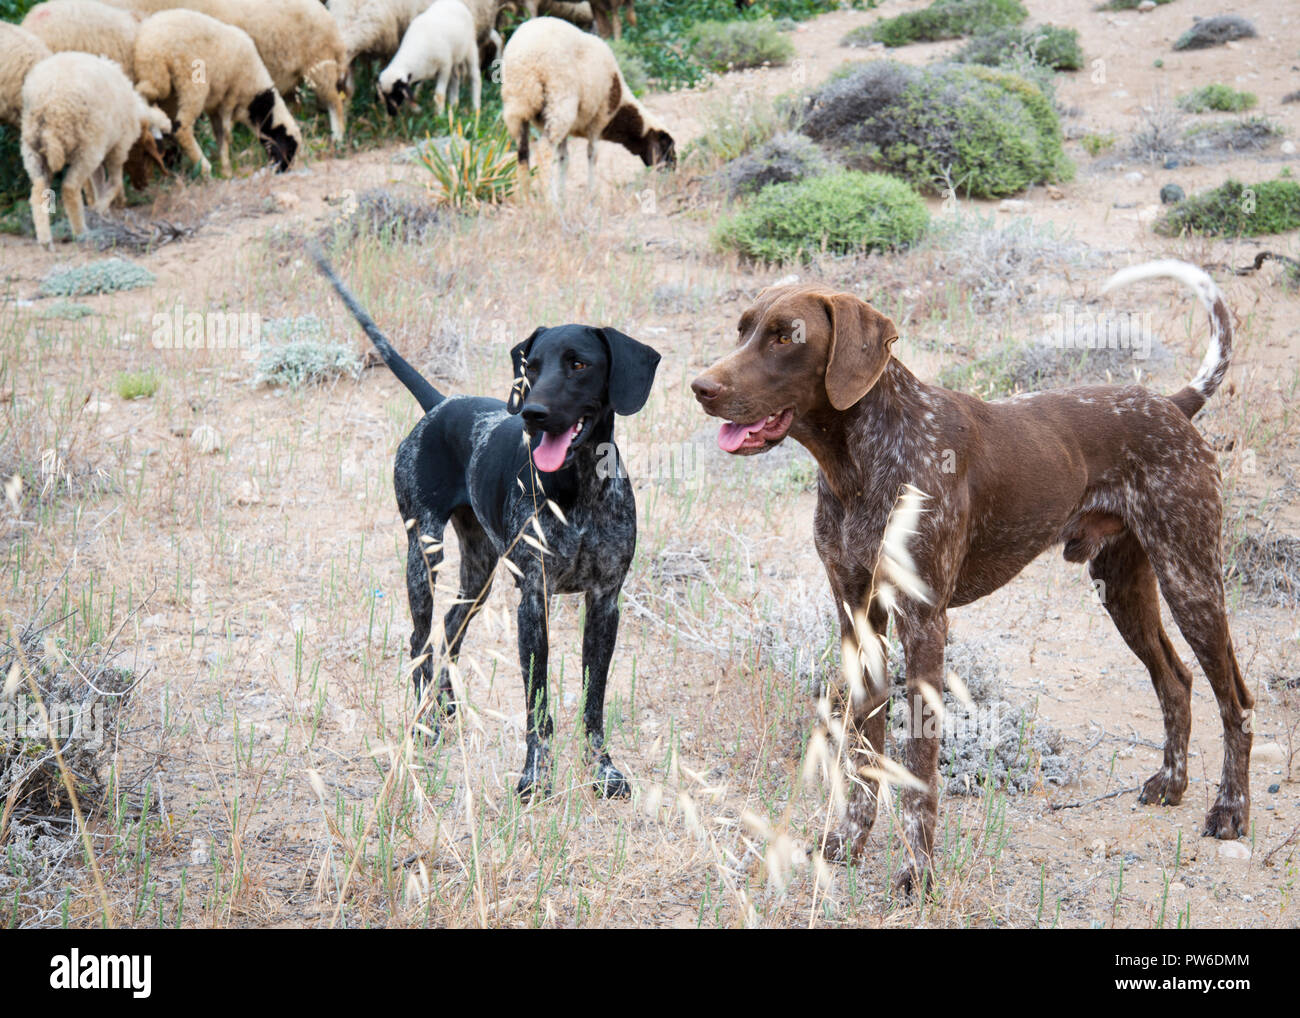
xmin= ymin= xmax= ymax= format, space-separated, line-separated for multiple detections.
xmin=691 ymin=377 xmax=722 ymax=402
xmin=520 ymin=403 xmax=549 ymax=428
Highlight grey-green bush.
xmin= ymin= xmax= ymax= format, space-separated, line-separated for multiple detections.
xmin=954 ymin=25 xmax=1083 ymax=71
xmin=714 ymin=132 xmax=832 ymax=198
xmin=850 ymin=0 xmax=1027 ymax=48
xmin=714 ymin=170 xmax=928 ymax=263
xmin=39 ymin=258 xmax=156 ymax=297
xmin=688 ymin=18 xmax=795 ymax=72
xmin=800 ymin=61 xmax=1072 ymax=198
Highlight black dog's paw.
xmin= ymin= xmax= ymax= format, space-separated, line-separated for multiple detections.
xmin=516 ymin=740 xmax=553 ymax=801
xmin=592 ymin=760 xmax=631 ymax=799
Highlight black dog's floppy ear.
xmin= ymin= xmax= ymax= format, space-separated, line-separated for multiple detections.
xmin=598 ymin=327 xmax=661 ymax=415
xmin=507 ymin=327 xmax=544 ymax=414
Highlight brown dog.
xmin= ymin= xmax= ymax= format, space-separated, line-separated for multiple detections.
xmin=692 ymin=261 xmax=1253 ymax=893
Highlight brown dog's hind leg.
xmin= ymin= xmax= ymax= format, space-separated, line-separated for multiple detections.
xmin=1143 ymin=535 xmax=1253 ymax=839
xmin=894 ymin=612 xmax=947 ymax=898
xmin=1089 ymin=533 xmax=1193 ymax=806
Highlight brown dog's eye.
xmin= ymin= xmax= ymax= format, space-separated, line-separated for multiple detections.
xmin=775 ymin=335 xmax=792 ymax=345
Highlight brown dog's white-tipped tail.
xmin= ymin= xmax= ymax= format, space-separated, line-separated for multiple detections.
xmin=1102 ymin=259 xmax=1232 ymax=419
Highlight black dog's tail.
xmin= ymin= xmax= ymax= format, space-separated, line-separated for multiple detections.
xmin=310 ymin=247 xmax=443 ymax=413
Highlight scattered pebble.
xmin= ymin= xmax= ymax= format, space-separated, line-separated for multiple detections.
xmin=190 ymin=424 xmax=222 ymax=454
xmin=273 ymin=191 xmax=301 ymax=211
xmin=1281 ymin=140 xmax=1297 ymax=155
xmin=1218 ymin=841 xmax=1251 ymax=861
xmin=1268 ymin=783 xmax=1281 ymax=793
xmin=1160 ymin=183 xmax=1185 ymax=204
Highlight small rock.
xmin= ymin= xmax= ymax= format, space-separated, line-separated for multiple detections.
xmin=1137 ymin=0 xmax=1155 ymax=9
xmin=1168 ymin=881 xmax=1186 ymax=892
xmin=1046 ymin=185 xmax=1065 ymax=200
xmin=1160 ymin=183 xmax=1185 ymax=204
xmin=1218 ymin=841 xmax=1250 ymax=860
xmin=772 ymin=273 xmax=800 ymax=287
xmin=272 ymin=190 xmax=300 ymax=211
xmin=998 ymin=198 xmax=1029 ymax=212
xmin=83 ymin=399 xmax=112 ymax=414
xmin=1124 ymin=171 xmax=1144 ymax=184
xmin=1281 ymin=140 xmax=1297 ymax=155
xmin=190 ymin=838 xmax=210 ymax=865
xmin=1163 ymin=156 xmax=1180 ymax=169
xmin=189 ymin=424 xmax=222 ymax=454
xmin=1268 ymin=783 xmax=1281 ymax=794
xmin=1252 ymin=742 xmax=1285 ymax=764
xmin=234 ymin=479 xmax=261 ymax=506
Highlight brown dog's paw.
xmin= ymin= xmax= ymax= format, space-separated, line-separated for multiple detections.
xmin=892 ymin=861 xmax=937 ymax=901
xmin=1138 ymin=768 xmax=1186 ymax=806
xmin=1202 ymin=798 xmax=1248 ymax=840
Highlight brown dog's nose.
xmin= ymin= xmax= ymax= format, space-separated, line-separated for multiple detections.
xmin=691 ymin=376 xmax=722 ymax=402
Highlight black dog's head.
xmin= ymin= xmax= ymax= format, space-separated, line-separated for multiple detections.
xmin=507 ymin=325 xmax=660 ymax=473
xmin=248 ymin=88 xmax=297 ymax=172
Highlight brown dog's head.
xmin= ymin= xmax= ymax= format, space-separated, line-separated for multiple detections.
xmin=691 ymin=284 xmax=898 ymax=454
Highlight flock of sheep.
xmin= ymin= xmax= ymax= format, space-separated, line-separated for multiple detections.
xmin=0 ymin=0 xmax=673 ymax=246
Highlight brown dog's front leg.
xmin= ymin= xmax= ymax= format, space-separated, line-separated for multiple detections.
xmin=895 ymin=612 xmax=947 ymax=897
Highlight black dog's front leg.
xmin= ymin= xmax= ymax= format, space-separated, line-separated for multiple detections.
xmin=516 ymin=586 xmax=553 ymax=799
xmin=582 ymin=589 xmax=630 ymax=798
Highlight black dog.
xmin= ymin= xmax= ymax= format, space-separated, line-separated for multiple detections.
xmin=313 ymin=253 xmax=660 ymax=798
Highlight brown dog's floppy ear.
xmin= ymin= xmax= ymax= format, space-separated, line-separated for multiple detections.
xmin=507 ymin=327 xmax=544 ymax=414
xmin=821 ymin=293 xmax=898 ymax=411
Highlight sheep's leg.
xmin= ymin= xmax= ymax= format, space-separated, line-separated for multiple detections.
xmin=98 ymin=139 xmax=131 ymax=211
xmin=174 ymin=89 xmax=212 ymax=177
xmin=27 ymin=173 xmax=54 ymax=247
xmin=309 ymin=62 xmax=346 ymax=142
xmin=61 ymin=169 xmax=88 ymax=240
xmin=434 ymin=66 xmax=450 ymax=114
xmin=447 ymin=67 xmax=460 ymax=117
xmin=552 ymin=137 xmax=568 ymax=205
xmin=586 ymin=135 xmax=598 ymax=191
xmin=468 ymin=58 xmax=481 ymax=114
xmin=213 ymin=108 xmax=232 ymax=178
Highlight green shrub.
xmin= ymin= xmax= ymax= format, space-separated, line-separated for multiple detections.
xmin=1097 ymin=0 xmax=1172 ymax=9
xmin=114 ymin=370 xmax=160 ymax=400
xmin=1080 ymin=132 xmax=1116 ymax=156
xmin=40 ymin=301 xmax=96 ymax=321
xmin=715 ymin=131 xmax=832 ymax=198
xmin=801 ymin=61 xmax=1072 ymax=198
xmin=1178 ymin=83 xmax=1257 ymax=113
xmin=39 ymin=258 xmax=156 ymax=297
xmin=416 ymin=114 xmax=516 ymax=209
xmin=1173 ymin=14 xmax=1256 ymax=51
xmin=1154 ymin=178 xmax=1300 ymax=237
xmin=688 ymin=18 xmax=796 ymax=71
xmin=954 ymin=24 xmax=1083 ymax=71
xmin=856 ymin=0 xmax=1027 ymax=48
xmin=256 ymin=318 xmax=362 ymax=388
xmin=714 ymin=170 xmax=928 ymax=262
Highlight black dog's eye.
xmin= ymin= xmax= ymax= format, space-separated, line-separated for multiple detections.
xmin=571 ymin=360 xmax=588 ymax=371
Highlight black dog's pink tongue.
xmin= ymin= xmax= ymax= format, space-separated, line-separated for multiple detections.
xmin=533 ymin=422 xmax=580 ymax=472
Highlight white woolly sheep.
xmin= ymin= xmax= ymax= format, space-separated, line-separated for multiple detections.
xmin=328 ymin=0 xmax=433 ymax=65
xmin=0 ymin=23 xmax=51 ymax=128
xmin=379 ymin=0 xmax=479 ymax=115
xmin=501 ymin=16 xmax=674 ymax=203
xmin=20 ymin=51 xmax=170 ymax=246
xmin=22 ymin=1 xmax=141 ymax=80
xmin=133 ymin=9 xmax=301 ymax=177
xmin=96 ymin=0 xmax=349 ymax=141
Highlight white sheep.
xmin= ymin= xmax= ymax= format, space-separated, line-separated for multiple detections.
xmin=330 ymin=0 xmax=503 ymax=78
xmin=90 ymin=0 xmax=349 ymax=141
xmin=378 ymin=0 xmax=480 ymax=116
xmin=20 ymin=51 xmax=170 ymax=246
xmin=133 ymin=8 xmax=302 ymax=177
xmin=0 ymin=23 xmax=51 ymax=128
xmin=22 ymin=1 xmax=141 ymax=80
xmin=501 ymin=16 xmax=675 ymax=203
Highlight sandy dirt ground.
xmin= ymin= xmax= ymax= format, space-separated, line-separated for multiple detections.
xmin=1 ymin=0 xmax=1297 ymax=928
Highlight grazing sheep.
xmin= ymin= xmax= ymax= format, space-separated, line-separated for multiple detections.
xmin=0 ymin=23 xmax=51 ymax=127
xmin=22 ymin=1 xmax=141 ymax=79
xmin=502 ymin=16 xmax=675 ymax=203
xmin=588 ymin=0 xmax=633 ymax=39
xmin=379 ymin=0 xmax=479 ymax=115
xmin=101 ymin=0 xmax=349 ymax=141
xmin=20 ymin=51 xmax=170 ymax=246
xmin=133 ymin=9 xmax=301 ymax=177
xmin=329 ymin=0 xmax=433 ymax=66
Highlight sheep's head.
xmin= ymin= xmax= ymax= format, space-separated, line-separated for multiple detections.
xmin=248 ymin=88 xmax=301 ymax=173
xmin=601 ymin=103 xmax=676 ymax=170
xmin=644 ymin=128 xmax=677 ymax=170
xmin=133 ymin=92 xmax=172 ymax=139
xmin=379 ymin=74 xmax=413 ymax=116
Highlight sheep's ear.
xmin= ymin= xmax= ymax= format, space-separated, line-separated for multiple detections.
xmin=597 ymin=327 xmax=660 ymax=416
xmin=507 ymin=328 xmax=544 ymax=414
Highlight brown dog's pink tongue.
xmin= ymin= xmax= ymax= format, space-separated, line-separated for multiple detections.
xmin=718 ymin=420 xmax=762 ymax=452
xmin=532 ymin=422 xmax=580 ymax=472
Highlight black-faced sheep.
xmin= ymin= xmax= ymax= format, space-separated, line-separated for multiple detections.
xmin=378 ymin=0 xmax=479 ymax=115
xmin=22 ymin=1 xmax=141 ymax=79
xmin=20 ymin=51 xmax=171 ymax=246
xmin=133 ymin=9 xmax=301 ymax=177
xmin=0 ymin=23 xmax=51 ymax=128
xmin=501 ymin=16 xmax=674 ymax=203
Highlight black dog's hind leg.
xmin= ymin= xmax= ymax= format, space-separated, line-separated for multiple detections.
xmin=516 ymin=585 xmax=553 ymax=799
xmin=582 ymin=588 xmax=630 ymax=798
xmin=404 ymin=514 xmax=445 ymax=716
xmin=434 ymin=508 xmax=496 ymax=717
